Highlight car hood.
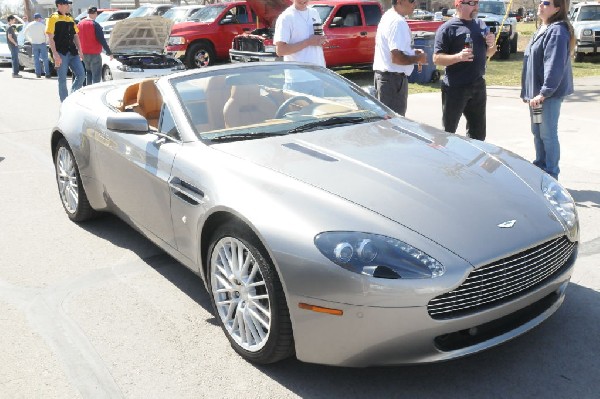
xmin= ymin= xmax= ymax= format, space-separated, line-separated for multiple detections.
xmin=109 ymin=16 xmax=174 ymax=54
xmin=214 ymin=119 xmax=562 ymax=266
xmin=246 ymin=0 xmax=291 ymax=26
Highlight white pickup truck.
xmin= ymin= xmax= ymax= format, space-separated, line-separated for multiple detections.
xmin=569 ymin=1 xmax=600 ymax=62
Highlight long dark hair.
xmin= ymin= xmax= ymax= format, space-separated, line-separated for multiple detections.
xmin=548 ymin=0 xmax=576 ymax=54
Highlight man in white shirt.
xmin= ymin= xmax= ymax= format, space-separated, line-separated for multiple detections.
xmin=373 ymin=0 xmax=427 ymax=116
xmin=23 ymin=13 xmax=51 ymax=78
xmin=274 ymin=0 xmax=327 ymax=96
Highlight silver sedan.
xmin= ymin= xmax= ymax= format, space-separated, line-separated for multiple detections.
xmin=51 ymin=62 xmax=578 ymax=367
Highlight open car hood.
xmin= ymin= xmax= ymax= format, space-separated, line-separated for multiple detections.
xmin=109 ymin=16 xmax=174 ymax=54
xmin=246 ymin=0 xmax=291 ymax=26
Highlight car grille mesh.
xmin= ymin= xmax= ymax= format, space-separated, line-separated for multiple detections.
xmin=428 ymin=236 xmax=576 ymax=319
xmin=233 ymin=37 xmax=264 ymax=53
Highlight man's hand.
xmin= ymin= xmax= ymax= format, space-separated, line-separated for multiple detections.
xmin=54 ymin=53 xmax=62 ymax=67
xmin=307 ymin=34 xmax=327 ymax=47
xmin=456 ymin=48 xmax=474 ymax=62
xmin=414 ymin=49 xmax=428 ymax=65
xmin=484 ymin=32 xmax=495 ymax=48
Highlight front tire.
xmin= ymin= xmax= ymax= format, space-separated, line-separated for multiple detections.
xmin=54 ymin=139 xmax=97 ymax=222
xmin=186 ymin=42 xmax=215 ymax=69
xmin=207 ymin=222 xmax=294 ymax=364
xmin=499 ymin=39 xmax=511 ymax=60
xmin=510 ymin=32 xmax=518 ymax=53
xmin=102 ymin=65 xmax=113 ymax=81
xmin=574 ymin=52 xmax=585 ymax=62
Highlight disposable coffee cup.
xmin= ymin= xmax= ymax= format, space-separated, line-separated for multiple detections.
xmin=313 ymin=23 xmax=323 ymax=35
xmin=531 ymin=104 xmax=543 ymax=124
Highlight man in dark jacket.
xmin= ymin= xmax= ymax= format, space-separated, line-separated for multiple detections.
xmin=5 ymin=15 xmax=22 ymax=78
xmin=78 ymin=6 xmax=113 ymax=85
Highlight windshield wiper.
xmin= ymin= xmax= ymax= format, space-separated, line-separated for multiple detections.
xmin=209 ymin=132 xmax=287 ymax=142
xmin=287 ymin=116 xmax=380 ymax=134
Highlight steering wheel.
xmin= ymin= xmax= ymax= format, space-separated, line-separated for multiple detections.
xmin=275 ymin=95 xmax=314 ymax=119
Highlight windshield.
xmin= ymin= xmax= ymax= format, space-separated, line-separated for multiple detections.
xmin=170 ymin=64 xmax=389 ymax=142
xmin=577 ymin=6 xmax=600 ymax=21
xmin=478 ymin=2 xmax=505 ymax=15
xmin=312 ymin=5 xmax=334 ymax=23
xmin=189 ymin=5 xmax=225 ymax=23
xmin=95 ymin=12 xmax=113 ymax=23
xmin=129 ymin=6 xmax=154 ymax=18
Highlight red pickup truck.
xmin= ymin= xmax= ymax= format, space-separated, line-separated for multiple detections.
xmin=230 ymin=0 xmax=444 ymax=68
xmin=166 ymin=1 xmax=272 ymax=68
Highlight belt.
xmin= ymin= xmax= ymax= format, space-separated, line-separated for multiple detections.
xmin=375 ymin=70 xmax=406 ymax=76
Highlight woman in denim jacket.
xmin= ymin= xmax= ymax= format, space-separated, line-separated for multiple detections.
xmin=520 ymin=0 xmax=575 ymax=180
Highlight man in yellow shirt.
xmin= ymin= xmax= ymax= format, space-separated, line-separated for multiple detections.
xmin=46 ymin=0 xmax=85 ymax=101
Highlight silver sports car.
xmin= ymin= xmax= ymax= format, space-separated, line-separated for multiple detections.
xmin=51 ymin=63 xmax=578 ymax=367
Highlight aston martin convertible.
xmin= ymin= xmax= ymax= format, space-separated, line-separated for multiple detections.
xmin=51 ymin=62 xmax=578 ymax=367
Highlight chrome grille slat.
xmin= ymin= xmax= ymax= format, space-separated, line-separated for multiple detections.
xmin=427 ymin=237 xmax=576 ymax=319
xmin=442 ymin=242 xmax=572 ymax=299
xmin=429 ymin=251 xmax=571 ymax=315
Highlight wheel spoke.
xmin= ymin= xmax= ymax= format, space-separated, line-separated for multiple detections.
xmin=247 ymin=307 xmax=270 ymax=331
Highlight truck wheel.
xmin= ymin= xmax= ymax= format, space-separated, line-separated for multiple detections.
xmin=430 ymin=70 xmax=441 ymax=83
xmin=499 ymin=40 xmax=511 ymax=60
xmin=574 ymin=52 xmax=584 ymax=62
xmin=510 ymin=32 xmax=518 ymax=53
xmin=187 ymin=42 xmax=215 ymax=69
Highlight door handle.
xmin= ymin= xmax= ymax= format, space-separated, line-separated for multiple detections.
xmin=360 ymin=31 xmax=367 ymax=36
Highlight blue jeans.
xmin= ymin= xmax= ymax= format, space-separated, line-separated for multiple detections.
xmin=530 ymin=96 xmax=563 ymax=179
xmin=9 ymin=45 xmax=19 ymax=75
xmin=32 ymin=43 xmax=50 ymax=76
xmin=82 ymin=54 xmax=102 ymax=85
xmin=56 ymin=52 xmax=85 ymax=102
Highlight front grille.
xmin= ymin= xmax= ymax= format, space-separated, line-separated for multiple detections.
xmin=233 ymin=37 xmax=264 ymax=53
xmin=595 ymin=30 xmax=600 ymax=43
xmin=428 ymin=236 xmax=576 ymax=320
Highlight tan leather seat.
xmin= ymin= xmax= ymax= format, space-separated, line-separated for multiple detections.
xmin=135 ymin=80 xmax=162 ymax=128
xmin=223 ymin=85 xmax=277 ymax=128
xmin=120 ymin=83 xmax=139 ymax=111
xmin=205 ymin=75 xmax=229 ymax=130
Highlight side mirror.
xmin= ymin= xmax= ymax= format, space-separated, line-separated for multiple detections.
xmin=106 ymin=113 xmax=149 ymax=134
xmin=330 ymin=16 xmax=343 ymax=28
xmin=220 ymin=15 xmax=234 ymax=25
xmin=441 ymin=8 xmax=448 ymax=17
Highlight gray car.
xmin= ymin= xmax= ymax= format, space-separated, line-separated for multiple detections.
xmin=51 ymin=63 xmax=579 ymax=367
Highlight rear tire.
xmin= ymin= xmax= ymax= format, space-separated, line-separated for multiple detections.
xmin=54 ymin=138 xmax=97 ymax=222
xmin=499 ymin=39 xmax=511 ymax=60
xmin=207 ymin=222 xmax=294 ymax=364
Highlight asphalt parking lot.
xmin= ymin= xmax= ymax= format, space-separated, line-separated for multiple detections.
xmin=0 ymin=67 xmax=599 ymax=398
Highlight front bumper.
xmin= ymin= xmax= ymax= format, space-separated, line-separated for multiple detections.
xmin=111 ymin=67 xmax=183 ymax=81
xmin=229 ymin=49 xmax=280 ymax=63
xmin=288 ymin=248 xmax=576 ymax=367
xmin=576 ymin=41 xmax=599 ymax=54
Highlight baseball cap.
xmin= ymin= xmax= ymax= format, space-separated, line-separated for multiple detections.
xmin=33 ymin=13 xmax=42 ymax=19
xmin=55 ymin=0 xmax=73 ymax=5
xmin=87 ymin=6 xmax=98 ymax=13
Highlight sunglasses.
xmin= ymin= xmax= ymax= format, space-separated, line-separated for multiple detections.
xmin=540 ymin=0 xmax=551 ymax=5
xmin=461 ymin=1 xmax=479 ymax=6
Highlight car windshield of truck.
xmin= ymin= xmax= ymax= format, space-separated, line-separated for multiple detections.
xmin=577 ymin=6 xmax=600 ymax=21
xmin=189 ymin=5 xmax=225 ymax=23
xmin=95 ymin=12 xmax=114 ymax=23
xmin=129 ymin=6 xmax=154 ymax=18
xmin=311 ymin=5 xmax=334 ymax=24
xmin=170 ymin=64 xmax=388 ymax=142
xmin=478 ymin=2 xmax=505 ymax=15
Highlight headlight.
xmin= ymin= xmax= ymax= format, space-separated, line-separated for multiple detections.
xmin=501 ymin=24 xmax=511 ymax=33
xmin=541 ymin=174 xmax=578 ymax=234
xmin=264 ymin=45 xmax=276 ymax=53
xmin=103 ymin=27 xmax=113 ymax=33
xmin=314 ymin=232 xmax=445 ymax=279
xmin=582 ymin=29 xmax=592 ymax=36
xmin=117 ymin=65 xmax=143 ymax=72
xmin=168 ymin=36 xmax=186 ymax=46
